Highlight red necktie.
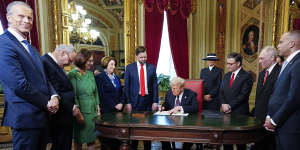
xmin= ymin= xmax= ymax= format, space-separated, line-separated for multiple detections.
xmin=263 ymin=70 xmax=269 ymax=85
xmin=229 ymin=73 xmax=235 ymax=88
xmin=140 ymin=63 xmax=145 ymax=96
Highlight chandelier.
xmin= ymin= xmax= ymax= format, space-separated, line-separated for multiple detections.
xmin=67 ymin=2 xmax=100 ymax=44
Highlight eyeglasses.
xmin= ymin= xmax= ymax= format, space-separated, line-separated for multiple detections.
xmin=227 ymin=62 xmax=237 ymax=66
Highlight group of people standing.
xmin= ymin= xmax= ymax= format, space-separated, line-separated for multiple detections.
xmin=1 ymin=1 xmax=300 ymax=150
xmin=200 ymin=30 xmax=300 ymax=150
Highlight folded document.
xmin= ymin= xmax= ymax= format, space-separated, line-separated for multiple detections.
xmin=154 ymin=111 xmax=189 ymax=116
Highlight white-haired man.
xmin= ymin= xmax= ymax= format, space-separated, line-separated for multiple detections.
xmin=251 ymin=46 xmax=280 ymax=150
xmin=159 ymin=77 xmax=198 ymax=150
xmin=41 ymin=44 xmax=80 ymax=150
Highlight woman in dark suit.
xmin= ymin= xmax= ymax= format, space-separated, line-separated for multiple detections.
xmin=95 ymin=56 xmax=124 ymax=150
xmin=95 ymin=56 xmax=124 ymax=113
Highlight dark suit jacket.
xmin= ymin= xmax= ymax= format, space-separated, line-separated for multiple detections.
xmin=200 ymin=66 xmax=223 ymax=111
xmin=95 ymin=72 xmax=124 ymax=113
xmin=41 ymin=54 xmax=75 ymax=128
xmin=162 ymin=89 xmax=198 ymax=113
xmin=219 ymin=68 xmax=253 ymax=115
xmin=268 ymin=53 xmax=300 ymax=134
xmin=0 ymin=31 xmax=54 ymax=129
xmin=254 ymin=64 xmax=280 ymax=121
xmin=124 ymin=62 xmax=158 ymax=110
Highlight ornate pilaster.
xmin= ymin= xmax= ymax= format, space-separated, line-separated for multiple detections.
xmin=124 ymin=0 xmax=139 ymax=66
xmin=47 ymin=0 xmax=65 ymax=52
xmin=272 ymin=0 xmax=290 ymax=47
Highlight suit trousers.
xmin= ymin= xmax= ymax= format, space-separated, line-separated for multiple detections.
xmin=50 ymin=124 xmax=73 ymax=150
xmin=12 ymin=128 xmax=48 ymax=150
xmin=133 ymin=95 xmax=152 ymax=111
xmin=275 ymin=133 xmax=300 ymax=150
xmin=251 ymin=131 xmax=275 ymax=150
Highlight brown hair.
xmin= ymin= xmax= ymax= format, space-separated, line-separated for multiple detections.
xmin=73 ymin=48 xmax=92 ymax=69
xmin=135 ymin=46 xmax=147 ymax=56
xmin=101 ymin=56 xmax=117 ymax=69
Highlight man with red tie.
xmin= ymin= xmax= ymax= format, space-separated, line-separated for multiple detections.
xmin=124 ymin=46 xmax=159 ymax=150
xmin=219 ymin=52 xmax=253 ymax=150
xmin=251 ymin=46 xmax=280 ymax=150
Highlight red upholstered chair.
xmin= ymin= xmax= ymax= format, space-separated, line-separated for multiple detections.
xmin=184 ymin=80 xmax=203 ymax=112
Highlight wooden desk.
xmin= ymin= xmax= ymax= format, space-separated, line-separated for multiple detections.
xmin=96 ymin=112 xmax=265 ymax=150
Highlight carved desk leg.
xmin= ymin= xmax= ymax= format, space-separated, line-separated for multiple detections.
xmin=120 ymin=140 xmax=130 ymax=150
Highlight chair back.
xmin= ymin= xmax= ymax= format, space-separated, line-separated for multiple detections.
xmin=184 ymin=80 xmax=203 ymax=112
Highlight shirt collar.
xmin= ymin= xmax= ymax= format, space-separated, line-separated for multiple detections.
xmin=177 ymin=91 xmax=184 ymax=100
xmin=209 ymin=65 xmax=214 ymax=71
xmin=137 ymin=61 xmax=146 ymax=67
xmin=232 ymin=67 xmax=242 ymax=75
xmin=8 ymin=28 xmax=26 ymax=43
xmin=266 ymin=63 xmax=277 ymax=74
xmin=285 ymin=50 xmax=300 ymax=63
xmin=47 ymin=53 xmax=58 ymax=64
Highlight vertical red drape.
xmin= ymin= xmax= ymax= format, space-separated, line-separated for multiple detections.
xmin=0 ymin=0 xmax=40 ymax=51
xmin=145 ymin=0 xmax=164 ymax=66
xmin=166 ymin=10 xmax=189 ymax=79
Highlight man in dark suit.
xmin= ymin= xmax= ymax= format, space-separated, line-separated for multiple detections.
xmin=219 ymin=52 xmax=253 ymax=150
xmin=200 ymin=53 xmax=223 ymax=112
xmin=250 ymin=46 xmax=280 ymax=150
xmin=124 ymin=46 xmax=159 ymax=150
xmin=41 ymin=44 xmax=79 ymax=150
xmin=159 ymin=76 xmax=198 ymax=150
xmin=0 ymin=1 xmax=59 ymax=150
xmin=264 ymin=30 xmax=300 ymax=150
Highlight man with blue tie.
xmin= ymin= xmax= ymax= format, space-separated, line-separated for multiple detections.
xmin=0 ymin=1 xmax=59 ymax=150
xmin=264 ymin=30 xmax=300 ymax=150
xmin=124 ymin=46 xmax=159 ymax=150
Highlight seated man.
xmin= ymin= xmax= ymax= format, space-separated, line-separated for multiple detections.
xmin=159 ymin=77 xmax=198 ymax=150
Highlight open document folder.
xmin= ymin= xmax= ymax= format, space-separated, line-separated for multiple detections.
xmin=154 ymin=111 xmax=189 ymax=116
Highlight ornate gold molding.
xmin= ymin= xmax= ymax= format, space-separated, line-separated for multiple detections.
xmin=289 ymin=3 xmax=300 ymax=30
xmin=272 ymin=0 xmax=289 ymax=47
xmin=124 ymin=0 xmax=139 ymax=65
xmin=47 ymin=0 xmax=65 ymax=51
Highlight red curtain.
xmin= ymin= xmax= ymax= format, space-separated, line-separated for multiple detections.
xmin=144 ymin=0 xmax=190 ymax=78
xmin=293 ymin=19 xmax=300 ymax=30
xmin=144 ymin=0 xmax=164 ymax=66
xmin=167 ymin=10 xmax=189 ymax=79
xmin=0 ymin=0 xmax=40 ymax=51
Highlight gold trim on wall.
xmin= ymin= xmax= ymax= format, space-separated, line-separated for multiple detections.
xmin=272 ymin=0 xmax=290 ymax=47
xmin=124 ymin=0 xmax=139 ymax=66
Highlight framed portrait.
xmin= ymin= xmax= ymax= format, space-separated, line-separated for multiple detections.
xmin=241 ymin=25 xmax=259 ymax=56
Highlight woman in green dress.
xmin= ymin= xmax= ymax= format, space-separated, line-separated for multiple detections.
xmin=68 ymin=49 xmax=100 ymax=150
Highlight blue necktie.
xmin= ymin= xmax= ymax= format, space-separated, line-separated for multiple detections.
xmin=22 ymin=40 xmax=42 ymax=69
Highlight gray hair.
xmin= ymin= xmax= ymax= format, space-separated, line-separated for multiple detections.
xmin=6 ymin=1 xmax=32 ymax=16
xmin=261 ymin=46 xmax=277 ymax=57
xmin=170 ymin=77 xmax=185 ymax=87
xmin=54 ymin=44 xmax=75 ymax=54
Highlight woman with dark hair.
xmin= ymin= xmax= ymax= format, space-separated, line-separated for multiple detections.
xmin=68 ymin=49 xmax=100 ymax=150
xmin=95 ymin=56 xmax=124 ymax=150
